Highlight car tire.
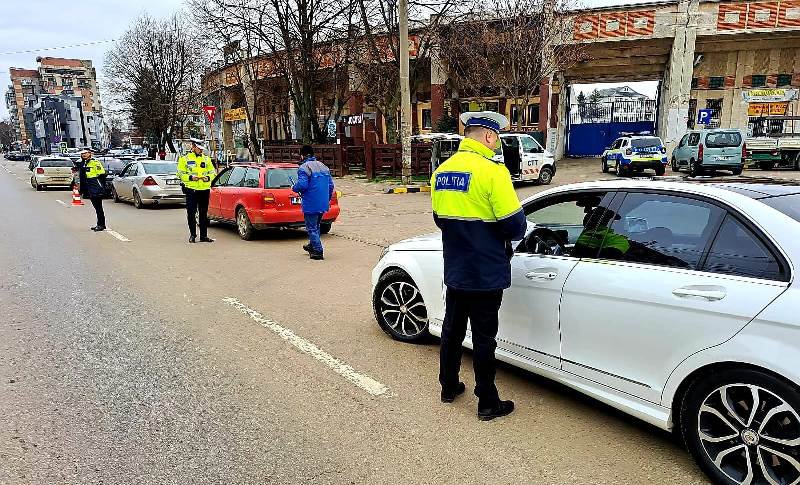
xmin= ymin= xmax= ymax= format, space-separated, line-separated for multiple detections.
xmin=655 ymin=165 xmax=666 ymax=176
xmin=112 ymin=187 xmax=120 ymax=203
xmin=616 ymin=164 xmax=628 ymax=177
xmin=133 ymin=190 xmax=143 ymax=209
xmin=35 ymin=182 xmax=43 ymax=191
xmin=671 ymin=158 xmax=680 ymax=172
xmin=732 ymin=167 xmax=743 ymax=176
xmin=320 ymin=222 xmax=332 ymax=235
xmin=689 ymin=159 xmax=702 ymax=177
xmin=236 ymin=207 xmax=255 ymax=240
xmin=372 ymin=269 xmax=429 ymax=343
xmin=537 ymin=167 xmax=553 ymax=185
xmin=601 ymin=157 xmax=609 ymax=173
xmin=680 ymin=368 xmax=800 ymax=485
xmin=759 ymin=161 xmax=776 ymax=171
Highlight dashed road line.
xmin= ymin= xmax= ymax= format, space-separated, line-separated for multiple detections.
xmin=223 ymin=297 xmax=390 ymax=397
xmin=56 ymin=200 xmax=67 ymax=207
xmin=106 ymin=229 xmax=131 ymax=242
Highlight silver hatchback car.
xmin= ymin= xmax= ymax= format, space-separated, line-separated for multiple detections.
xmin=111 ymin=160 xmax=185 ymax=208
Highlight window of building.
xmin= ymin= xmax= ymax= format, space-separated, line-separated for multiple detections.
xmin=687 ymin=99 xmax=697 ymax=129
xmin=421 ymin=109 xmax=432 ymax=130
xmin=527 ymin=104 xmax=540 ymax=125
xmin=777 ymin=74 xmax=793 ymax=87
xmin=706 ymin=99 xmax=723 ymax=129
xmin=708 ymin=76 xmax=725 ymax=89
xmin=691 ymin=78 xmax=699 ymax=89
xmin=751 ymin=75 xmax=767 ymax=87
xmin=703 ymin=215 xmax=785 ymax=281
xmin=510 ymin=105 xmax=521 ymax=126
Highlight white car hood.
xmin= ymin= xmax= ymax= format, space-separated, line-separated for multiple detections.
xmin=389 ymin=232 xmax=442 ymax=251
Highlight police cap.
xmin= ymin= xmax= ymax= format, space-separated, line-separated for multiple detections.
xmin=189 ymin=137 xmax=207 ymax=151
xmin=459 ymin=111 xmax=509 ymax=133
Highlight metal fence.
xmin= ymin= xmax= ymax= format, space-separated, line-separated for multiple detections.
xmin=570 ymin=99 xmax=657 ymax=125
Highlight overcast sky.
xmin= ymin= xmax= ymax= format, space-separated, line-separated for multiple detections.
xmin=1 ymin=0 xmax=657 ymax=120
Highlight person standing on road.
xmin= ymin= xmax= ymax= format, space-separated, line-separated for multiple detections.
xmin=431 ymin=111 xmax=527 ymax=421
xmin=292 ymin=145 xmax=334 ymax=261
xmin=177 ymin=138 xmax=216 ymax=244
xmin=76 ymin=148 xmax=108 ymax=232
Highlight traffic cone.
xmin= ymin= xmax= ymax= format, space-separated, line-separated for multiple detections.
xmin=71 ymin=185 xmax=84 ymax=206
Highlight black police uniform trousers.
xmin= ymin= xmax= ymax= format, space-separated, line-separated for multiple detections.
xmin=90 ymin=197 xmax=105 ymax=228
xmin=439 ymin=287 xmax=504 ymax=407
xmin=185 ymin=188 xmax=210 ymax=238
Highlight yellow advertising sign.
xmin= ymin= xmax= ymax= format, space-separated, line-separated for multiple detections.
xmin=747 ymin=102 xmax=788 ymax=116
xmin=223 ymin=107 xmax=247 ymax=122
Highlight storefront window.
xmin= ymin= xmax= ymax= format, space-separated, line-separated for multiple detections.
xmin=422 ymin=109 xmax=432 ymax=130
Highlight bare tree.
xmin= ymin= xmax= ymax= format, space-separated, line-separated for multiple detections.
xmin=350 ymin=0 xmax=462 ymax=143
xmin=0 ymin=119 xmax=15 ymax=148
xmin=190 ymin=0 xmax=356 ymax=145
xmin=438 ymin=0 xmax=585 ymax=131
xmin=105 ymin=14 xmax=201 ymax=153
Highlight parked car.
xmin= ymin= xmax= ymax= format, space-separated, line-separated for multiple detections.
xmin=601 ymin=135 xmax=668 ymax=176
xmin=672 ymin=129 xmax=746 ymax=176
xmin=5 ymin=151 xmax=30 ymax=161
xmin=71 ymin=156 xmax=127 ymax=198
xmin=429 ymin=133 xmax=557 ymax=185
xmin=29 ymin=157 xmax=74 ymax=190
xmin=208 ymin=162 xmax=340 ymax=240
xmin=373 ymin=178 xmax=800 ymax=484
xmin=111 ymin=160 xmax=185 ymax=208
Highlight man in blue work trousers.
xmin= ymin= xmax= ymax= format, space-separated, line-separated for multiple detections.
xmin=292 ymin=145 xmax=335 ymax=261
xmin=431 ymin=111 xmax=527 ymax=421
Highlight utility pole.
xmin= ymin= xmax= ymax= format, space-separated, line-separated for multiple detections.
xmin=398 ymin=0 xmax=412 ymax=185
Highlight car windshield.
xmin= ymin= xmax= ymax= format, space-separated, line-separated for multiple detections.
xmin=705 ymin=131 xmax=742 ymax=148
xmin=760 ymin=194 xmax=800 ymax=223
xmin=40 ymin=159 xmax=72 ymax=167
xmin=266 ymin=168 xmax=297 ymax=188
xmin=143 ymin=162 xmax=178 ymax=174
xmin=631 ymin=137 xmax=662 ymax=149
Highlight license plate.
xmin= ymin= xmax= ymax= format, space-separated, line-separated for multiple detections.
xmin=716 ymin=156 xmax=733 ymax=160
xmin=291 ymin=197 xmax=302 ymax=205
xmin=166 ymin=179 xmax=180 ymax=185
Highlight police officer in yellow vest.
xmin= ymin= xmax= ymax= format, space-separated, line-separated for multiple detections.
xmin=76 ymin=148 xmax=107 ymax=231
xmin=431 ymin=111 xmax=527 ymax=421
xmin=177 ymin=138 xmax=217 ymax=243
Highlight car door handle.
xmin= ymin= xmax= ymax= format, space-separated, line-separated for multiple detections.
xmin=525 ymin=271 xmax=558 ymax=281
xmin=672 ymin=286 xmax=726 ymax=301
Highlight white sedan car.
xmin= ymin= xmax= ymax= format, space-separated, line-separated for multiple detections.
xmin=372 ymin=179 xmax=800 ymax=485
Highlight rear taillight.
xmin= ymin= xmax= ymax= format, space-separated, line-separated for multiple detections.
xmin=36 ymin=167 xmax=44 ymax=174
xmin=142 ymin=176 xmax=158 ymax=186
xmin=742 ymin=143 xmax=747 ymax=159
xmin=698 ymin=143 xmax=704 ymax=162
xmin=263 ymin=192 xmax=275 ymax=205
xmin=772 ymin=150 xmax=779 ymax=156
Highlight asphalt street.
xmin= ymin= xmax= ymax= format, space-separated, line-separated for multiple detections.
xmin=5 ymin=157 xmax=785 ymax=483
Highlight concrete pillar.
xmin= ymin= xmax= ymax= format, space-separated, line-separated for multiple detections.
xmin=538 ymin=78 xmax=550 ymax=138
xmin=430 ymin=45 xmax=447 ymax=129
xmin=658 ymin=0 xmax=698 ymax=153
xmin=554 ymin=73 xmax=568 ymax=160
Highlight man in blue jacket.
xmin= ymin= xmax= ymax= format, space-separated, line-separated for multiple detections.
xmin=292 ymin=145 xmax=335 ymax=260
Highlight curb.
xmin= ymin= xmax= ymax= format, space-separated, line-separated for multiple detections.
xmin=385 ymin=186 xmax=431 ymax=194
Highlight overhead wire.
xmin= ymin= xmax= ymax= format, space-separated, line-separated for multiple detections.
xmin=0 ymin=39 xmax=117 ymax=56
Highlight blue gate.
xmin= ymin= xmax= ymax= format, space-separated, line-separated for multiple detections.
xmin=566 ymin=99 xmax=657 ymax=157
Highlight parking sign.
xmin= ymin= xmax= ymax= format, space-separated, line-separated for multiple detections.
xmin=697 ymin=109 xmax=713 ymax=125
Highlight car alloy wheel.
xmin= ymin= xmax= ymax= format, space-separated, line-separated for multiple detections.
xmin=236 ymin=207 xmax=254 ymax=240
xmin=601 ymin=157 xmax=609 ymax=173
xmin=697 ymin=383 xmax=800 ymax=484
xmin=133 ymin=190 xmax=143 ymax=209
xmin=537 ymin=167 xmax=553 ymax=185
xmin=373 ymin=269 xmax=429 ymax=342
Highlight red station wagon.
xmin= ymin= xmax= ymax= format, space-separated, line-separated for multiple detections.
xmin=208 ymin=163 xmax=341 ymax=240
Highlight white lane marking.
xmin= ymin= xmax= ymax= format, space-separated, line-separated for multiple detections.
xmin=56 ymin=200 xmax=67 ymax=207
xmin=223 ymin=297 xmax=390 ymax=397
xmin=106 ymin=229 xmax=131 ymax=242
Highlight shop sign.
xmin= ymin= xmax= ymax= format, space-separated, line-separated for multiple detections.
xmin=747 ymin=102 xmax=789 ymax=116
xmin=742 ymin=89 xmax=798 ymax=103
xmin=224 ymin=107 xmax=247 ymax=122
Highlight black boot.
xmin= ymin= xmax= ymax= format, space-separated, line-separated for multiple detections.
xmin=199 ymin=237 xmax=214 ymax=243
xmin=309 ymin=251 xmax=324 ymax=260
xmin=302 ymin=244 xmax=312 ymax=253
xmin=477 ymin=400 xmax=515 ymax=421
xmin=189 ymin=236 xmax=197 ymax=243
xmin=441 ymin=382 xmax=466 ymax=403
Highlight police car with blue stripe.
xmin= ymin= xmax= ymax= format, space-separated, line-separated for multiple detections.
xmin=601 ymin=133 xmax=668 ymax=177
